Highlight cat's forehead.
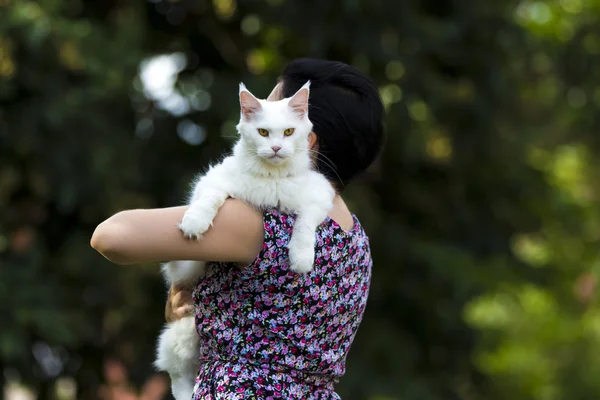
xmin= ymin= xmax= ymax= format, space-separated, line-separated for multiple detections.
xmin=259 ymin=97 xmax=291 ymax=113
xmin=253 ymin=99 xmax=303 ymax=128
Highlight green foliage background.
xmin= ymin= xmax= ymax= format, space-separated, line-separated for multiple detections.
xmin=2 ymin=0 xmax=600 ymax=399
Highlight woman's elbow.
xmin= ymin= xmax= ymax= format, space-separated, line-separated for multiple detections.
xmin=90 ymin=221 xmax=131 ymax=265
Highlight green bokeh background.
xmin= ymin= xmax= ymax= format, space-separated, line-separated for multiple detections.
xmin=2 ymin=0 xmax=600 ymax=399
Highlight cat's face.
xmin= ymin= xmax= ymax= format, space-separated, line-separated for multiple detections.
xmin=236 ymin=82 xmax=312 ymax=166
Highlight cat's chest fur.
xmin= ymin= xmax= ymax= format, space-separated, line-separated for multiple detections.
xmin=202 ymin=152 xmax=324 ymax=214
xmin=229 ymin=172 xmax=304 ymax=213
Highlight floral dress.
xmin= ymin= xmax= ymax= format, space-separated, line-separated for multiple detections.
xmin=191 ymin=208 xmax=372 ymax=399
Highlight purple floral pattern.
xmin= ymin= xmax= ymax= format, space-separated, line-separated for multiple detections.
xmin=191 ymin=209 xmax=372 ymax=399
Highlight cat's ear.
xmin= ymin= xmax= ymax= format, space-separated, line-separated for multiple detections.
xmin=288 ymin=81 xmax=310 ymax=119
xmin=239 ymin=83 xmax=262 ymax=120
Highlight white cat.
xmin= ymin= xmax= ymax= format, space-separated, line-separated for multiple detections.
xmin=154 ymin=81 xmax=336 ymax=400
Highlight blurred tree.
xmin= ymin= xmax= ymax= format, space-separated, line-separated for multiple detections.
xmin=1 ymin=0 xmax=599 ymax=399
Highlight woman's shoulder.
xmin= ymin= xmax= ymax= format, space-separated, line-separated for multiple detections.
xmin=217 ymin=198 xmax=368 ymax=260
xmin=203 ymin=202 xmax=369 ymax=277
xmin=221 ymin=198 xmax=365 ymax=237
xmin=261 ymin=207 xmax=366 ymax=245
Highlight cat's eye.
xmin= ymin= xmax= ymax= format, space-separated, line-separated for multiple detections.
xmin=284 ymin=128 xmax=295 ymax=136
xmin=257 ymin=128 xmax=269 ymax=137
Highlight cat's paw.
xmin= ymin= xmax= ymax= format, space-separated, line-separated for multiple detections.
xmin=179 ymin=210 xmax=212 ymax=240
xmin=288 ymin=243 xmax=315 ymax=274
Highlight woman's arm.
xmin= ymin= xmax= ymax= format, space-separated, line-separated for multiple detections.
xmin=90 ymin=198 xmax=264 ymax=265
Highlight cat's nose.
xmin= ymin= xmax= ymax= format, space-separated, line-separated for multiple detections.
xmin=271 ymin=145 xmax=281 ymax=153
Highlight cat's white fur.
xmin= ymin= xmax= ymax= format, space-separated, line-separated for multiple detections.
xmin=154 ymin=81 xmax=336 ymax=400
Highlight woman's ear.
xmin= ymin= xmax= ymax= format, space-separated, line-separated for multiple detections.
xmin=308 ymin=132 xmax=318 ymax=149
xmin=267 ymin=82 xmax=283 ymax=102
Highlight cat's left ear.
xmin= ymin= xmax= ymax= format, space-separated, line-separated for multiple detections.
xmin=288 ymin=81 xmax=310 ymax=119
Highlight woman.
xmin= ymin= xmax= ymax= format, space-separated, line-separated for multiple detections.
xmin=92 ymin=58 xmax=385 ymax=399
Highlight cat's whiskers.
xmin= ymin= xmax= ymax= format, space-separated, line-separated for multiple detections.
xmin=308 ymin=149 xmax=345 ymax=188
xmin=220 ymin=134 xmax=240 ymax=140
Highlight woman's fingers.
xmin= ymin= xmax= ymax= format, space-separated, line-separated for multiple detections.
xmin=175 ymin=304 xmax=194 ymax=318
xmin=166 ymin=285 xmax=193 ymax=322
xmin=172 ymin=289 xmax=192 ymax=307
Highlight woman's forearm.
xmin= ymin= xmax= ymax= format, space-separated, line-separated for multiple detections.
xmin=90 ymin=201 xmax=264 ymax=265
xmin=91 ymin=207 xmax=187 ymax=264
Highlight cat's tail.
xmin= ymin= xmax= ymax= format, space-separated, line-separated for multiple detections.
xmin=155 ymin=316 xmax=201 ymax=400
xmin=154 ymin=316 xmax=200 ymax=374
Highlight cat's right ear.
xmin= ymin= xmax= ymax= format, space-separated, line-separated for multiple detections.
xmin=288 ymin=81 xmax=310 ymax=119
xmin=239 ymin=83 xmax=262 ymax=121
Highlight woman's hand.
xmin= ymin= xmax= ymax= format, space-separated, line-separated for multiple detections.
xmin=165 ymin=284 xmax=194 ymax=323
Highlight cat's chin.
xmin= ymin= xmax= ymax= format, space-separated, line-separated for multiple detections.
xmin=262 ymin=155 xmax=288 ymax=166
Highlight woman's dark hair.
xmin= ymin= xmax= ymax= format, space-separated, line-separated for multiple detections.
xmin=280 ymin=58 xmax=385 ymax=190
